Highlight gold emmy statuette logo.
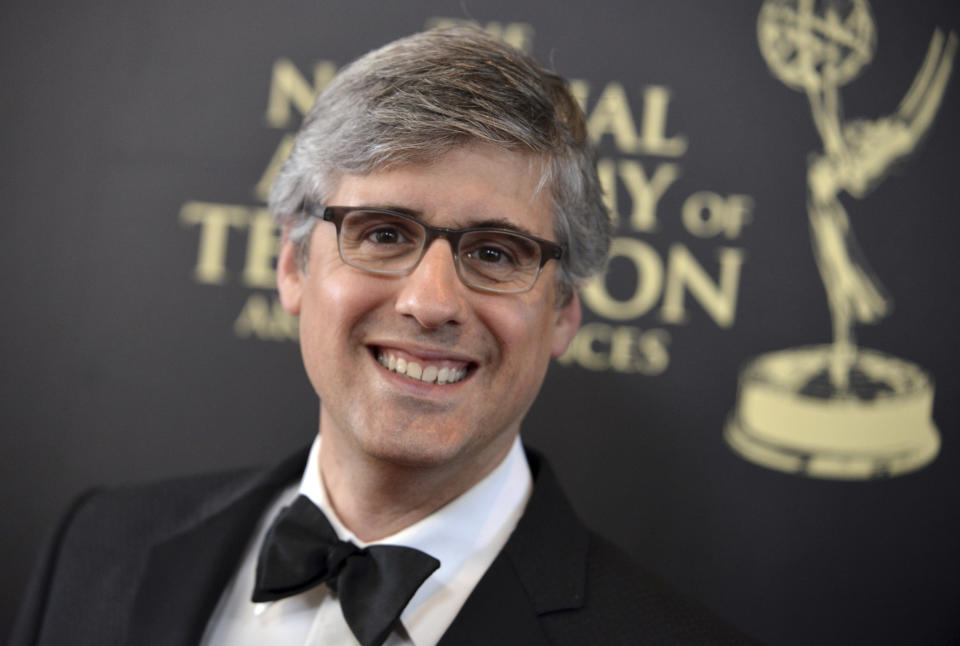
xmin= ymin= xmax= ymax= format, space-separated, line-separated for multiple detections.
xmin=726 ymin=0 xmax=957 ymax=479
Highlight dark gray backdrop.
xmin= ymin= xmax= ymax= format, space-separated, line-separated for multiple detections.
xmin=3 ymin=1 xmax=959 ymax=644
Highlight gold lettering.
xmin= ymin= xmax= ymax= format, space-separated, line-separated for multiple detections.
xmin=682 ymin=192 xmax=754 ymax=239
xmin=424 ymin=18 xmax=534 ymax=52
xmin=596 ymin=159 xmax=680 ymax=231
xmin=581 ymin=237 xmax=663 ymax=320
xmin=617 ymin=160 xmax=680 ymax=232
xmin=636 ymin=86 xmax=687 ymax=156
xmin=596 ymin=158 xmax=619 ymax=226
xmin=560 ymin=323 xmax=670 ymax=374
xmin=242 ymin=209 xmax=281 ymax=288
xmin=568 ymin=79 xmax=589 ymax=111
xmin=636 ymin=327 xmax=671 ymax=374
xmin=682 ymin=191 xmax=726 ymax=237
xmin=559 ymin=322 xmax=612 ymax=370
xmin=265 ymin=59 xmax=337 ymax=129
xmin=234 ymin=293 xmax=299 ymax=341
xmin=586 ymin=82 xmax=640 ymax=153
xmin=492 ymin=22 xmax=535 ymax=52
xmin=179 ymin=202 xmax=250 ymax=284
xmin=609 ymin=326 xmax=671 ymax=374
xmin=583 ymin=83 xmax=686 ymax=157
xmin=723 ymin=195 xmax=754 ymax=239
xmin=254 ymin=134 xmax=295 ymax=202
xmin=661 ymin=245 xmax=745 ymax=327
xmin=607 ymin=325 xmax=636 ymax=372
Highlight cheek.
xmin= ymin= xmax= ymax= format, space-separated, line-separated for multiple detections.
xmin=302 ymin=275 xmax=388 ymax=345
xmin=297 ymin=261 xmax=394 ymax=394
xmin=301 ymin=228 xmax=385 ymax=336
xmin=480 ymin=298 xmax=557 ymax=375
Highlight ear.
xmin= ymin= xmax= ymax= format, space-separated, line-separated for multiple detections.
xmin=276 ymin=231 xmax=303 ymax=316
xmin=550 ymin=289 xmax=582 ymax=357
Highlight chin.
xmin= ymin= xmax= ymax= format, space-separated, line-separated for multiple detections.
xmin=360 ymin=428 xmax=465 ymax=468
xmin=356 ymin=422 xmax=503 ymax=473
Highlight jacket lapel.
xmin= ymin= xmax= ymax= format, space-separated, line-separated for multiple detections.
xmin=436 ymin=552 xmax=550 ymax=646
xmin=124 ymin=447 xmax=310 ymax=646
xmin=122 ymin=446 xmax=585 ymax=646
xmin=438 ymin=449 xmax=589 ymax=645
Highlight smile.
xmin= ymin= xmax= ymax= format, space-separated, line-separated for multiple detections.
xmin=375 ymin=349 xmax=470 ymax=385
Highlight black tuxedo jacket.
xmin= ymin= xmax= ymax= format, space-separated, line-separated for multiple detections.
xmin=11 ymin=447 xmax=756 ymax=645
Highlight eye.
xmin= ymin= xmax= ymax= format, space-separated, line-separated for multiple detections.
xmin=367 ymin=227 xmax=406 ymax=244
xmin=469 ymin=245 xmax=513 ymax=264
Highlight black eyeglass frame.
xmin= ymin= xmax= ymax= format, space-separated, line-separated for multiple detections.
xmin=303 ymin=203 xmax=565 ymax=294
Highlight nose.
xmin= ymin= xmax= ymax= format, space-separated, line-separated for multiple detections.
xmin=394 ymin=239 xmax=468 ymax=329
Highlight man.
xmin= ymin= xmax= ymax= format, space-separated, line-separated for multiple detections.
xmin=11 ymin=27 xmax=754 ymax=645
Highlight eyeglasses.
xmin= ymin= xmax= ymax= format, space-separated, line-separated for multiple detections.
xmin=304 ymin=204 xmax=564 ymax=294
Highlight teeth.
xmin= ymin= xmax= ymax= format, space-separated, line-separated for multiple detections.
xmin=407 ymin=362 xmax=423 ymax=380
xmin=376 ymin=350 xmax=468 ymax=385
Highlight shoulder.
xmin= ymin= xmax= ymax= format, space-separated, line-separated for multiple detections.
xmin=10 ymin=450 xmax=309 ymax=646
xmin=65 ymin=467 xmax=261 ymax=543
xmin=56 ymin=446 xmax=309 ymax=549
xmin=567 ymin=533 xmax=761 ymax=645
xmin=8 ymin=467 xmax=258 ymax=646
xmin=518 ymin=448 xmax=759 ymax=644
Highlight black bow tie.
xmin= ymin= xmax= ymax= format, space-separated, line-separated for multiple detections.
xmin=252 ymin=494 xmax=440 ymax=646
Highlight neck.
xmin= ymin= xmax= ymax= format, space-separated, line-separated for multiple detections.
xmin=316 ymin=417 xmax=516 ymax=542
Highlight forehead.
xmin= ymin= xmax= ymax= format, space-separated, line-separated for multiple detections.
xmin=326 ymin=143 xmax=555 ymax=236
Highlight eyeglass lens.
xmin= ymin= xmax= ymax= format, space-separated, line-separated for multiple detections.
xmin=337 ymin=209 xmax=543 ymax=292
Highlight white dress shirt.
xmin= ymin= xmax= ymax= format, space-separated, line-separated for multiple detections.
xmin=201 ymin=435 xmax=532 ymax=646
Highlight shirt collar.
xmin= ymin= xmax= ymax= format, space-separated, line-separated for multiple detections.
xmin=299 ymin=434 xmax=532 ymax=646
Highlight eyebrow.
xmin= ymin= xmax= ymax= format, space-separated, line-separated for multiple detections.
xmin=375 ymin=204 xmax=538 ymax=237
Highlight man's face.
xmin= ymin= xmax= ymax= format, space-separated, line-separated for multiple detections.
xmin=277 ymin=143 xmax=580 ymax=484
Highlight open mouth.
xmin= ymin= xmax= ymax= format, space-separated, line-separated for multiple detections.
xmin=374 ymin=347 xmax=473 ymax=385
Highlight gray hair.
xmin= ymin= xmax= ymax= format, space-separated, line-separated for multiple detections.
xmin=269 ymin=26 xmax=610 ymax=302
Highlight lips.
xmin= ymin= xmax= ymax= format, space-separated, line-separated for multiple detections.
xmin=374 ymin=348 xmax=471 ymax=385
